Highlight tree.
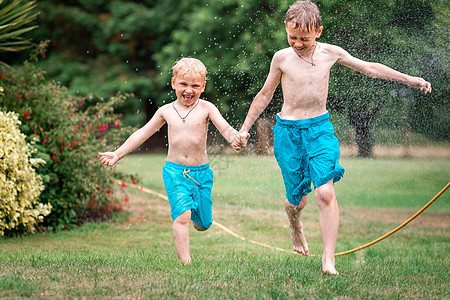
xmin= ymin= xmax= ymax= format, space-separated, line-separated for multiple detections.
xmin=153 ymin=0 xmax=289 ymax=127
xmin=9 ymin=0 xmax=447 ymax=156
xmin=321 ymin=0 xmax=440 ymax=156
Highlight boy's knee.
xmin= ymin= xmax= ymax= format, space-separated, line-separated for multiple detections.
xmin=315 ymin=184 xmax=336 ymax=206
xmin=285 ymin=196 xmax=308 ymax=211
xmin=174 ymin=210 xmax=191 ymax=225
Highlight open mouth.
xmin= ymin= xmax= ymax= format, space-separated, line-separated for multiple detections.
xmin=183 ymin=95 xmax=194 ymax=101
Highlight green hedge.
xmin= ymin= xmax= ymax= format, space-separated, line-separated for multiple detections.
xmin=0 ymin=42 xmax=134 ymax=231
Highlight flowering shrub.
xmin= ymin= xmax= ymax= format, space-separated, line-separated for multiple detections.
xmin=0 ymin=111 xmax=51 ymax=236
xmin=0 ymin=42 xmax=135 ymax=231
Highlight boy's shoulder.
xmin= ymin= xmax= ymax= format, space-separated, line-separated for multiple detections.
xmin=271 ymin=48 xmax=295 ymax=65
xmin=196 ymin=99 xmax=216 ymax=110
xmin=274 ymin=47 xmax=293 ymax=57
xmin=157 ymin=102 xmax=173 ymax=113
xmin=318 ymin=42 xmax=343 ymax=51
xmin=198 ymin=99 xmax=223 ymax=117
xmin=199 ymin=98 xmax=214 ymax=106
xmin=316 ymin=42 xmax=349 ymax=59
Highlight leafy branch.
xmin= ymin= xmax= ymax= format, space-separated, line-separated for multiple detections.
xmin=0 ymin=0 xmax=39 ymax=68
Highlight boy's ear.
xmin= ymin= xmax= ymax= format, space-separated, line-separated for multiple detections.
xmin=171 ymin=77 xmax=175 ymax=89
xmin=316 ymin=26 xmax=323 ymax=38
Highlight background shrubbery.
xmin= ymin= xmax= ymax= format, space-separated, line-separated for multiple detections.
xmin=0 ymin=110 xmax=50 ymax=236
xmin=0 ymin=43 xmax=135 ymax=231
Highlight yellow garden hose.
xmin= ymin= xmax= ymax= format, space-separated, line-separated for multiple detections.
xmin=334 ymin=181 xmax=449 ymax=256
xmin=117 ymin=180 xmax=449 ymax=257
xmin=118 ymin=180 xmax=298 ymax=255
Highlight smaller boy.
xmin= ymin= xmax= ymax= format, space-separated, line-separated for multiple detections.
xmin=99 ymin=57 xmax=241 ymax=264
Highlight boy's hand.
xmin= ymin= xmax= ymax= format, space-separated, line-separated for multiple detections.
xmin=98 ymin=152 xmax=119 ymax=166
xmin=232 ymin=131 xmax=250 ymax=151
xmin=408 ymin=77 xmax=432 ymax=95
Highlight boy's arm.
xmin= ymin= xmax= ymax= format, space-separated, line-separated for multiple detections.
xmin=336 ymin=46 xmax=431 ymax=94
xmin=99 ymin=108 xmax=166 ymax=166
xmin=240 ymin=53 xmax=283 ymax=134
xmin=207 ymin=102 xmax=238 ymax=144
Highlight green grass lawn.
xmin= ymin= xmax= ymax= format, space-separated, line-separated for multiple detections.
xmin=1 ymin=153 xmax=449 ymax=299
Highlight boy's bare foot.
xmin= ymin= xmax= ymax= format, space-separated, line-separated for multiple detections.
xmin=322 ymin=259 xmax=338 ymax=275
xmin=290 ymin=220 xmax=309 ymax=256
xmin=285 ymin=198 xmax=309 ymax=255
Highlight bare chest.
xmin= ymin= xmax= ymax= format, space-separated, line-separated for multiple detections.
xmin=280 ymin=56 xmax=333 ymax=88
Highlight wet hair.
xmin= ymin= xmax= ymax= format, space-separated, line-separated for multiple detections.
xmin=285 ymin=1 xmax=321 ymax=32
xmin=172 ymin=57 xmax=207 ymax=81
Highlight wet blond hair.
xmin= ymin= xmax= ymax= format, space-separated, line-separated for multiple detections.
xmin=285 ymin=1 xmax=321 ymax=32
xmin=172 ymin=57 xmax=207 ymax=81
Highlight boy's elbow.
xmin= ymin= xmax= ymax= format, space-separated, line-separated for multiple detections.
xmin=254 ymin=92 xmax=272 ymax=107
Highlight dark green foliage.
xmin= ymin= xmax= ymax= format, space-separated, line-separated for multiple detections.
xmin=153 ymin=0 xmax=290 ymax=125
xmin=3 ymin=0 xmax=448 ymax=147
xmin=318 ymin=0 xmax=448 ymax=153
xmin=0 ymin=42 xmax=135 ymax=230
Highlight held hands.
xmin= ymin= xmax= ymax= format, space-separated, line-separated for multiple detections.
xmin=231 ymin=131 xmax=250 ymax=151
xmin=98 ymin=152 xmax=120 ymax=166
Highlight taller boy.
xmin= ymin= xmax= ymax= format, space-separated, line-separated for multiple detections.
xmin=234 ymin=1 xmax=431 ymax=274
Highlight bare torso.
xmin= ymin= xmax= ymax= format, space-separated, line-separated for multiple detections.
xmin=160 ymin=100 xmax=210 ymax=166
xmin=277 ymin=43 xmax=338 ymax=119
xmin=156 ymin=99 xmax=236 ymax=166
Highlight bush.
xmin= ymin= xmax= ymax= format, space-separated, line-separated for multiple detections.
xmin=0 ymin=111 xmax=51 ymax=236
xmin=0 ymin=42 xmax=135 ymax=231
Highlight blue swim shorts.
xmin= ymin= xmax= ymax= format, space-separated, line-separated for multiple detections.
xmin=162 ymin=161 xmax=214 ymax=230
xmin=273 ymin=111 xmax=345 ymax=206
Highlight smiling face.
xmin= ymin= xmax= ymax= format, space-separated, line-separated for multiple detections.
xmin=171 ymin=73 xmax=206 ymax=107
xmin=285 ymin=21 xmax=322 ymax=56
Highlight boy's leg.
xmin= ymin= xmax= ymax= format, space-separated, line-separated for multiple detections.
xmin=173 ymin=210 xmax=192 ymax=264
xmin=315 ymin=180 xmax=339 ymax=275
xmin=285 ymin=195 xmax=309 ymax=255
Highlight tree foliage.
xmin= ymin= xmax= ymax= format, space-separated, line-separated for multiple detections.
xmin=3 ymin=0 xmax=448 ymax=155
